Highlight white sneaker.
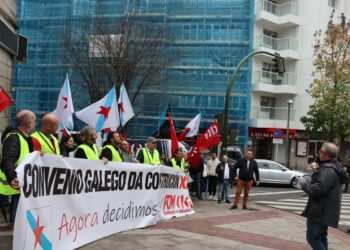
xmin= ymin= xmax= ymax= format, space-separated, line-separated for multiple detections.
xmin=213 ymin=196 xmax=217 ymax=201
xmin=209 ymin=195 xmax=213 ymax=200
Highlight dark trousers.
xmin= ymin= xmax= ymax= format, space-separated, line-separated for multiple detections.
xmin=10 ymin=194 xmax=20 ymax=224
xmin=189 ymin=174 xmax=202 ymax=198
xmin=306 ymin=217 xmax=328 ymax=250
xmin=208 ymin=176 xmax=218 ymax=196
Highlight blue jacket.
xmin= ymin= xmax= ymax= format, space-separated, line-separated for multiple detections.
xmin=233 ymin=158 xmax=260 ymax=182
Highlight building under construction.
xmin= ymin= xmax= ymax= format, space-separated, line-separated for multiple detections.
xmin=14 ymin=0 xmax=254 ymax=148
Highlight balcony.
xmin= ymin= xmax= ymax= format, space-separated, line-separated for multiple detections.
xmin=250 ymin=106 xmax=296 ymax=128
xmin=254 ymin=34 xmax=299 ymax=60
xmin=251 ymin=70 xmax=298 ymax=94
xmin=255 ymin=0 xmax=300 ymax=28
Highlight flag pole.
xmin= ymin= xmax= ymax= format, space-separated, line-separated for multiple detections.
xmin=11 ymin=100 xmax=21 ymax=111
xmin=3 ymin=109 xmax=14 ymax=127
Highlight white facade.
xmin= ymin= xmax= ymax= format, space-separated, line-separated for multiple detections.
xmin=251 ymin=0 xmax=350 ymax=166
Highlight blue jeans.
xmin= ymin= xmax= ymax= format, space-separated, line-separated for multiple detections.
xmin=306 ymin=217 xmax=328 ymax=250
xmin=218 ymin=179 xmax=229 ymax=201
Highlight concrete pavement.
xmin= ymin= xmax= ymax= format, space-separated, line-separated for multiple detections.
xmin=1 ymin=198 xmax=350 ymax=249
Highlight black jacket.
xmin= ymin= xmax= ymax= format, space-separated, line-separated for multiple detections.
xmin=301 ymin=159 xmax=349 ymax=228
xmin=216 ymin=161 xmax=234 ymax=183
xmin=233 ymin=158 xmax=259 ymax=182
xmin=1 ymin=128 xmax=34 ymax=183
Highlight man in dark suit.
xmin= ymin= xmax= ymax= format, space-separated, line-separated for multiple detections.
xmin=230 ymin=148 xmax=259 ymax=209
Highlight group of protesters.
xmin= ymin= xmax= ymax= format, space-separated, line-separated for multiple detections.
xmin=0 ymin=110 xmax=260 ymax=228
xmin=0 ymin=110 xmax=198 ymax=225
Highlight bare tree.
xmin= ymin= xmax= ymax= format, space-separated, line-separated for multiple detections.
xmin=63 ymin=13 xmax=177 ymax=104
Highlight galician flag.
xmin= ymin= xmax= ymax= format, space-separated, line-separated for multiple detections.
xmin=52 ymin=74 xmax=74 ymax=130
xmin=178 ymin=113 xmax=201 ymax=141
xmin=76 ymin=87 xmax=120 ymax=132
xmin=118 ymin=83 xmax=135 ymax=127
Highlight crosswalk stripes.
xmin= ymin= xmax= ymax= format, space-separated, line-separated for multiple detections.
xmin=254 ymin=193 xmax=350 ymax=226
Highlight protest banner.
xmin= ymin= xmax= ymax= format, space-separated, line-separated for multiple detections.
xmin=13 ymin=152 xmax=194 ymax=250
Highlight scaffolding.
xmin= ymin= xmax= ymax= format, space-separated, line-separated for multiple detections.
xmin=14 ymin=0 xmax=254 ymax=148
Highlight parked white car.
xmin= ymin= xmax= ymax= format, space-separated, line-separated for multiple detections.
xmin=255 ymin=159 xmax=309 ymax=188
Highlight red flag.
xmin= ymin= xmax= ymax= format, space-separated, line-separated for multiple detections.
xmin=197 ymin=121 xmax=220 ymax=147
xmin=0 ymin=87 xmax=13 ymax=112
xmin=187 ymin=145 xmax=201 ymax=167
xmin=187 ymin=121 xmax=220 ymax=168
xmin=178 ymin=128 xmax=190 ymax=141
xmin=168 ymin=112 xmax=179 ymax=157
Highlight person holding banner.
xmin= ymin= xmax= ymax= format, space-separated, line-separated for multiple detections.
xmin=31 ymin=113 xmax=60 ymax=155
xmin=169 ymin=149 xmax=185 ymax=170
xmin=74 ymin=126 xmax=99 ymax=160
xmin=100 ymin=131 xmax=123 ymax=162
xmin=119 ymin=140 xmax=134 ymax=163
xmin=0 ymin=110 xmax=36 ymax=223
xmin=137 ymin=137 xmax=161 ymax=165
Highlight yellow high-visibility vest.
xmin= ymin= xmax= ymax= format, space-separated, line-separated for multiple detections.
xmin=101 ymin=145 xmax=123 ymax=162
xmin=0 ymin=132 xmax=30 ymax=195
xmin=170 ymin=158 xmax=185 ymax=170
xmin=31 ymin=131 xmax=60 ymax=155
xmin=74 ymin=144 xmax=99 ymax=160
xmin=142 ymin=148 xmax=161 ymax=165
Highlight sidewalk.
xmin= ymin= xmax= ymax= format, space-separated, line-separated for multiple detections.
xmin=1 ymin=199 xmax=350 ymax=250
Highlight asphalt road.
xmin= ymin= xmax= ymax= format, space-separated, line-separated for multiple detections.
xmin=224 ymin=184 xmax=350 ymax=235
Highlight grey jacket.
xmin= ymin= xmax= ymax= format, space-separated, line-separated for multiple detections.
xmin=301 ymin=159 xmax=348 ymax=228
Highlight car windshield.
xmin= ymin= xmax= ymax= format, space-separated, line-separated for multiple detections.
xmin=227 ymin=151 xmax=242 ymax=161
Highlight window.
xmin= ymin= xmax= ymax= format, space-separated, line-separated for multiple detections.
xmin=260 ymin=96 xmax=275 ymax=118
xmin=328 ymin=0 xmax=338 ymax=8
xmin=268 ymin=162 xmax=284 ymax=170
xmin=263 ymin=29 xmax=277 ymax=38
xmin=260 ymin=96 xmax=275 ymax=107
xmin=257 ymin=162 xmax=270 ymax=169
xmin=262 ymin=62 xmax=274 ymax=71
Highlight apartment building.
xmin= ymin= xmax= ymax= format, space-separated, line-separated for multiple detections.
xmin=251 ymin=0 xmax=350 ymax=168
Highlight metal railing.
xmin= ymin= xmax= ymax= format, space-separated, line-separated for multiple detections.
xmin=252 ymin=70 xmax=297 ymax=86
xmin=251 ymin=106 xmax=295 ymax=120
xmin=254 ymin=34 xmax=298 ymax=51
xmin=255 ymin=0 xmax=300 ymax=17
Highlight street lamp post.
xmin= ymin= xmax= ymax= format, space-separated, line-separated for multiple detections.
xmin=222 ymin=51 xmax=285 ymax=155
xmin=285 ymin=99 xmax=293 ymax=169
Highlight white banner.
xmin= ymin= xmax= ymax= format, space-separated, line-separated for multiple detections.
xmin=13 ymin=152 xmax=194 ymax=250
